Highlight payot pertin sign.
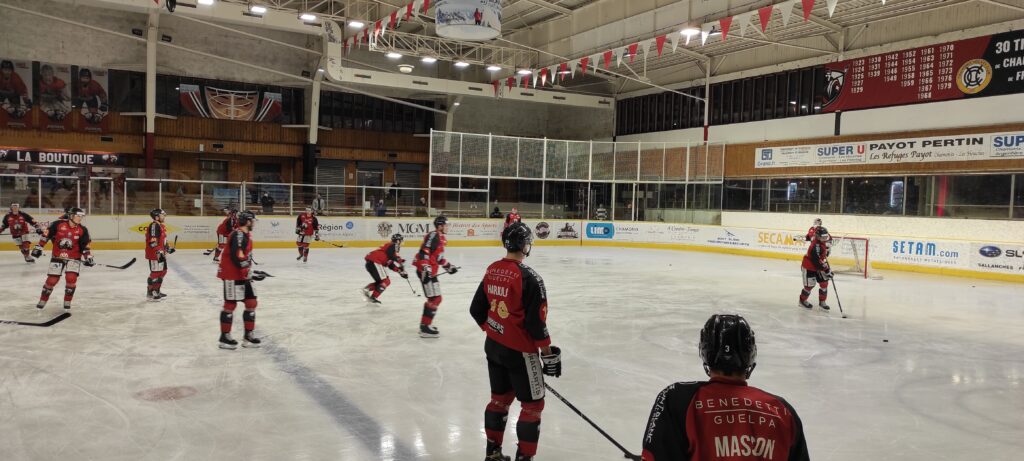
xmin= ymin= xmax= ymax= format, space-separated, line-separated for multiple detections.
xmin=435 ymin=0 xmax=502 ymax=41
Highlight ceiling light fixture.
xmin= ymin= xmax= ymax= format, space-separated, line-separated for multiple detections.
xmin=349 ymin=20 xmax=365 ymax=28
xmin=454 ymin=61 xmax=470 ymax=68
xmin=453 ymin=102 xmax=461 ymax=106
xmin=249 ymin=4 xmax=267 ymax=14
xmin=386 ymin=52 xmax=403 ymax=59
xmin=486 ymin=65 xmax=501 ymax=72
xmin=299 ymin=13 xmax=317 ymax=21
xmin=197 ymin=0 xmax=214 ymax=5
xmin=680 ymin=27 xmax=700 ymax=37
xmin=517 ymin=69 xmax=532 ymax=75
xmin=398 ymin=64 xmax=414 ymax=73
xmin=421 ymin=56 xmax=438 ymax=63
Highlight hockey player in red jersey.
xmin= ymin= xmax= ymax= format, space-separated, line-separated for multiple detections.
xmin=641 ymin=314 xmax=809 ymax=461
xmin=213 ymin=207 xmax=237 ymax=262
xmin=470 ymin=222 xmax=561 ymax=461
xmin=216 ymin=210 xmax=264 ymax=350
xmin=362 ymin=233 xmax=408 ymax=304
xmin=32 ymin=208 xmax=94 ymax=310
xmin=804 ymin=218 xmax=823 ymax=241
xmin=76 ymin=68 xmax=108 ymax=124
xmin=1 ymin=203 xmax=42 ymax=263
xmin=800 ymin=227 xmax=832 ymax=310
xmin=145 ymin=209 xmax=175 ymax=301
xmin=413 ymin=215 xmax=458 ymax=338
xmin=295 ymin=207 xmax=320 ymax=263
xmin=504 ymin=207 xmax=522 ymax=229
xmin=0 ymin=60 xmax=31 ymax=119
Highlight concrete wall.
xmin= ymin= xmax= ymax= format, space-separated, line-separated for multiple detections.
xmin=451 ymin=97 xmax=615 ymax=139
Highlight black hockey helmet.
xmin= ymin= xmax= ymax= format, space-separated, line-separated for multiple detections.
xmin=699 ymin=314 xmax=757 ymax=379
xmin=502 ymin=222 xmax=534 ymax=257
xmin=237 ymin=210 xmax=256 ymax=227
xmin=433 ymin=215 xmax=448 ymax=227
xmin=815 ymin=226 xmax=830 ymax=238
xmin=0 ymin=60 xmax=13 ymax=71
xmin=391 ymin=233 xmax=404 ymax=244
xmin=79 ymin=67 xmax=92 ymax=79
xmin=150 ymin=208 xmax=166 ymax=220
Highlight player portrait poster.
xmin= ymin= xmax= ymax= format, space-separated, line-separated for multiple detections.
xmin=0 ymin=58 xmax=34 ymax=129
xmin=179 ymin=84 xmax=283 ymax=122
xmin=72 ymin=66 xmax=110 ymax=133
xmin=35 ymin=62 xmax=73 ymax=131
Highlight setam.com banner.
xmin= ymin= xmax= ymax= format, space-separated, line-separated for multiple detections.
xmin=755 ymin=131 xmax=1024 ymax=168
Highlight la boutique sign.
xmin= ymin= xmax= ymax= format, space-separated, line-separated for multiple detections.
xmin=0 ymin=149 xmax=124 ymax=166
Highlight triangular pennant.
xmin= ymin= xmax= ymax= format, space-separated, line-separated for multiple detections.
xmin=801 ymin=0 xmax=815 ymax=21
xmin=670 ymin=33 xmax=681 ymax=53
xmin=405 ymin=2 xmax=414 ymax=20
xmin=603 ymin=50 xmax=613 ymax=69
xmin=570 ymin=60 xmax=578 ymax=78
xmin=390 ymin=11 xmax=398 ymax=29
xmin=580 ymin=56 xmax=589 ymax=76
xmin=422 ymin=0 xmax=430 ymax=13
xmin=778 ymin=0 xmax=796 ymax=26
xmin=559 ymin=62 xmax=568 ymax=81
xmin=655 ymin=35 xmax=667 ymax=56
xmin=492 ymin=80 xmax=500 ymax=97
xmin=521 ymin=75 xmax=529 ymax=88
xmin=539 ymin=67 xmax=548 ymax=86
xmin=736 ymin=12 xmax=754 ymax=38
xmin=532 ymin=72 xmax=538 ymax=88
xmin=507 ymin=77 xmax=515 ymax=91
xmin=758 ymin=6 xmax=773 ymax=33
xmin=720 ymin=16 xmax=733 ymax=41
xmin=628 ymin=43 xmax=639 ymax=63
xmin=701 ymin=23 xmax=713 ymax=45
xmin=826 ymin=0 xmax=838 ymax=17
xmin=363 ymin=27 xmax=369 ymax=44
xmin=616 ymin=48 xmax=624 ymax=67
xmin=343 ymin=39 xmax=350 ymax=54
xmin=375 ymin=20 xmax=382 ymax=36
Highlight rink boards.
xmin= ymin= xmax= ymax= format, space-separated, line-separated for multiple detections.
xmin=2 ymin=215 xmax=1022 ymax=283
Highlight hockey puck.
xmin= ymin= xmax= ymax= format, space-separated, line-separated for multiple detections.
xmin=883 ymin=339 xmax=889 ymax=342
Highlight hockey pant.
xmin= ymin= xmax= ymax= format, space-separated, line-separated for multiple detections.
xmin=417 ymin=268 xmax=442 ymax=325
xmin=800 ymin=269 xmax=829 ymax=303
xmin=148 ymin=257 xmax=168 ymax=294
xmin=40 ymin=259 xmax=83 ymax=307
xmin=215 ymin=234 xmax=228 ymax=258
xmin=12 ymin=235 xmax=32 ymax=257
xmin=296 ymin=234 xmax=313 ymax=258
xmin=484 ymin=339 xmax=546 ymax=457
xmin=364 ymin=261 xmax=391 ymax=299
xmin=221 ymin=280 xmax=257 ymax=334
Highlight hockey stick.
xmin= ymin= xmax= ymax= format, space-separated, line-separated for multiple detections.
xmin=439 ymin=266 xmax=462 ymax=276
xmin=405 ymin=276 xmax=420 ymax=297
xmin=253 ymin=270 xmax=274 ymax=277
xmin=831 ymin=276 xmax=847 ymax=319
xmin=0 ymin=312 xmax=71 ymax=328
xmin=544 ymin=383 xmax=641 ymax=461
xmin=101 ymin=258 xmax=137 ymax=270
xmin=170 ymin=235 xmax=178 ymax=252
xmin=327 ymin=241 xmax=346 ymax=248
xmin=203 ymin=248 xmax=216 ymax=256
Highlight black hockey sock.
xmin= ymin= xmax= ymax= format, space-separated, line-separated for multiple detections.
xmin=220 ymin=310 xmax=234 ymax=333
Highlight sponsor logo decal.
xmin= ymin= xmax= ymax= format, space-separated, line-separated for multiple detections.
xmin=822 ymin=69 xmax=845 ymax=107
xmin=957 ymin=59 xmax=992 ymax=94
xmin=377 ymin=222 xmax=393 ymax=238
xmin=979 ymin=245 xmax=1002 ymax=258
xmin=535 ymin=222 xmax=551 ymax=239
xmin=556 ymin=223 xmax=578 ymax=239
xmin=346 ymin=221 xmax=355 ymax=230
xmin=586 ymin=223 xmax=614 ymax=239
xmin=130 ymin=222 xmax=181 ymax=234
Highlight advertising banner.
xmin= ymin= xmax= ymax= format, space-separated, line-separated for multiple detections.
xmin=0 ymin=58 xmax=33 ymax=129
xmin=529 ymin=221 xmax=582 ymax=243
xmin=73 ymin=67 xmax=109 ymax=133
xmin=754 ymin=131 xmax=1024 ymax=168
xmin=969 ymin=243 xmax=1024 ymax=274
xmin=820 ymin=29 xmax=1024 ymax=112
xmin=37 ymin=62 xmax=73 ymax=131
xmin=0 ymin=149 xmax=124 ymax=166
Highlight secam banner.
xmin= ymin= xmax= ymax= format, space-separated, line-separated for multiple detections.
xmin=754 ymin=131 xmax=1024 ymax=168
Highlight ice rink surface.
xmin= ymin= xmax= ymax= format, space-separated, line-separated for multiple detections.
xmin=0 ymin=245 xmax=1022 ymax=461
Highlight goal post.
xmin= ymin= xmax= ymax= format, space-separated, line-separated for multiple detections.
xmin=829 ymin=236 xmax=878 ymax=279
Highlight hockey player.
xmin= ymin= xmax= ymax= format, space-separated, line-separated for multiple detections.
xmin=413 ymin=215 xmax=458 ymax=338
xmin=145 ymin=208 xmax=175 ymax=301
xmin=213 ymin=207 xmax=237 ymax=262
xmin=504 ymin=207 xmax=522 ymax=229
xmin=362 ymin=234 xmax=408 ymax=304
xmin=295 ymin=207 xmax=320 ymax=262
xmin=76 ymin=68 xmax=108 ymax=124
xmin=800 ymin=227 xmax=832 ymax=310
xmin=470 ymin=222 xmax=561 ymax=461
xmin=0 ymin=60 xmax=31 ymax=119
xmin=216 ymin=210 xmax=264 ymax=350
xmin=1 ymin=203 xmax=42 ymax=263
xmin=38 ymin=64 xmax=70 ymax=122
xmin=640 ymin=314 xmax=809 ymax=461
xmin=32 ymin=208 xmax=94 ymax=310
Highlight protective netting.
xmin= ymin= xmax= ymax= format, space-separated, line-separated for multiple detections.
xmin=490 ymin=136 xmax=519 ymax=177
xmin=460 ymin=133 xmax=490 ymax=176
xmin=639 ymin=143 xmax=665 ymax=181
xmin=614 ymin=143 xmax=639 ymax=181
xmin=566 ymin=141 xmax=590 ymax=180
xmin=545 ymin=140 xmax=568 ymax=180
xmin=519 ymin=138 xmax=545 ymax=179
xmin=430 ymin=131 xmax=460 ymax=175
xmin=590 ymin=142 xmax=615 ymax=181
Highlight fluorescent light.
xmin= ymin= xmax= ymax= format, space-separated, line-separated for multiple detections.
xmin=421 ymin=56 xmax=437 ymax=63
xmin=558 ymin=70 xmax=571 ymax=75
xmin=486 ymin=65 xmax=501 ymax=72
xmin=299 ymin=13 xmax=317 ymax=21
xmin=386 ymin=52 xmax=402 ymax=59
xmin=517 ymin=69 xmax=532 ymax=75
xmin=453 ymin=102 xmax=461 ymax=106
xmin=197 ymin=0 xmax=214 ymax=5
xmin=349 ymin=20 xmax=365 ymax=28
xmin=317 ymin=68 xmax=324 ymax=72
xmin=680 ymin=27 xmax=700 ymax=37
xmin=249 ymin=5 xmax=267 ymax=14
xmin=454 ymin=61 xmax=470 ymax=68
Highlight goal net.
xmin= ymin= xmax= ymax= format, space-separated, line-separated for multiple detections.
xmin=829 ymin=236 xmax=878 ymax=279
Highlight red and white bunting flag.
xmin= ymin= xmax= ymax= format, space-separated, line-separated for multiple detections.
xmin=628 ymin=43 xmax=639 ymax=63
xmin=720 ymin=16 xmax=733 ymax=41
xmin=758 ymin=6 xmax=774 ymax=33
xmin=507 ymin=77 xmax=515 ymax=91
xmin=570 ymin=60 xmax=578 ymax=78
xmin=701 ymin=23 xmax=713 ymax=45
xmin=559 ymin=62 xmax=568 ymax=81
xmin=390 ymin=10 xmax=398 ymax=29
xmin=374 ymin=21 xmax=383 ymax=37
xmin=736 ymin=11 xmax=754 ymax=38
xmin=580 ymin=56 xmax=590 ymax=76
xmin=521 ymin=75 xmax=529 ymax=88
xmin=655 ymin=35 xmax=667 ymax=56
xmin=363 ymin=27 xmax=369 ymax=44
xmin=405 ymin=2 xmax=414 ymax=20
xmin=532 ymin=72 xmax=538 ymax=88
xmin=778 ymin=0 xmax=796 ymax=26
xmin=603 ymin=50 xmax=613 ymax=69
xmin=422 ymin=0 xmax=430 ymax=13
xmin=670 ymin=33 xmax=681 ymax=53
xmin=801 ymin=0 xmax=815 ymax=21
xmin=825 ymin=0 xmax=838 ymax=17
xmin=492 ymin=80 xmax=500 ymax=97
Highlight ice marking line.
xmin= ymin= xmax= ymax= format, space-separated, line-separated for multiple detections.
xmin=170 ymin=259 xmax=419 ymax=460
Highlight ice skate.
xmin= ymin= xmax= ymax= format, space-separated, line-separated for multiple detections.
xmin=242 ymin=331 xmax=261 ymax=348
xmin=361 ymin=287 xmax=374 ymax=300
xmin=818 ymin=301 xmax=830 ymax=310
xmin=63 ymin=301 xmax=72 ymax=311
xmin=484 ymin=451 xmax=511 ymax=461
xmin=24 ymin=256 xmax=35 ymax=263
xmin=419 ymin=324 xmax=439 ymax=338
xmin=147 ymin=290 xmax=162 ymax=302
xmin=35 ymin=301 xmax=46 ymax=310
xmin=219 ymin=332 xmax=238 ymax=350
xmin=799 ymin=300 xmax=813 ymax=309
xmin=367 ymin=297 xmax=381 ymax=305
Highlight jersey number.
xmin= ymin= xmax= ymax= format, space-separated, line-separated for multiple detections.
xmin=490 ymin=299 xmax=510 ymax=319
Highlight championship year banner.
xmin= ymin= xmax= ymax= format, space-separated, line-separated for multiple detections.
xmin=754 ymin=131 xmax=1024 ymax=168
xmin=820 ymin=29 xmax=1024 ymax=112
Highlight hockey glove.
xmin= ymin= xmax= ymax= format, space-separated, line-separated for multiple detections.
xmin=314 ymin=234 xmax=320 ymax=241
xmin=399 ymin=269 xmax=409 ymax=279
xmin=166 ymin=247 xmax=176 ymax=254
xmin=251 ymin=272 xmax=266 ymax=282
xmin=239 ymin=259 xmax=251 ymax=269
xmin=541 ymin=346 xmax=562 ymax=378
xmin=83 ymin=255 xmax=96 ymax=267
xmin=295 ymin=228 xmax=302 ymax=235
xmin=31 ymin=245 xmax=43 ymax=258
xmin=420 ymin=266 xmax=433 ymax=283
xmin=444 ymin=264 xmax=458 ymax=275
